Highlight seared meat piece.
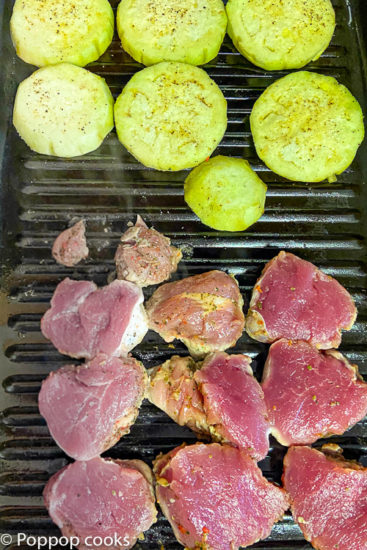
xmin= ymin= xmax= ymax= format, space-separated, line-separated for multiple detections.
xmin=39 ymin=354 xmax=147 ymax=461
xmin=115 ymin=215 xmax=182 ymax=287
xmin=154 ymin=442 xmax=289 ymax=550
xmin=41 ymin=278 xmax=148 ymax=359
xmin=146 ymin=270 xmax=245 ymax=356
xmin=149 ymin=352 xmax=269 ymax=460
xmin=246 ymin=251 xmax=356 ymax=349
xmin=148 ymin=356 xmax=207 ymax=434
xmin=262 ymin=339 xmax=367 ymax=446
xmin=283 ymin=445 xmax=367 ymax=550
xmin=52 ymin=220 xmax=88 ymax=267
xmin=44 ymin=457 xmax=157 ymax=550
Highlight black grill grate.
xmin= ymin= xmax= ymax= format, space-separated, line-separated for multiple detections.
xmin=0 ymin=0 xmax=367 ymax=548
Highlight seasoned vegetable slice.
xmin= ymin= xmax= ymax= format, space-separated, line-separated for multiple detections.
xmin=184 ymin=155 xmax=267 ymax=231
xmin=250 ymin=71 xmax=364 ymax=182
xmin=227 ymin=0 xmax=335 ymax=71
xmin=114 ymin=62 xmax=227 ymax=171
xmin=116 ymin=0 xmax=227 ymax=66
xmin=10 ymin=0 xmax=114 ymax=67
xmin=13 ymin=63 xmax=114 ymax=158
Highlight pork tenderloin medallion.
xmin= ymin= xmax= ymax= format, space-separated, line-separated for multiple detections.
xmin=149 ymin=352 xmax=270 ymax=460
xmin=154 ymin=442 xmax=289 ymax=550
xmin=41 ymin=278 xmax=148 ymax=359
xmin=115 ymin=215 xmax=182 ymax=287
xmin=146 ymin=270 xmax=245 ymax=356
xmin=283 ymin=445 xmax=367 ymax=550
xmin=44 ymin=457 xmax=157 ymax=550
xmin=39 ymin=354 xmax=147 ymax=460
xmin=246 ymin=251 xmax=356 ymax=349
xmin=52 ymin=220 xmax=88 ymax=267
xmin=262 ymin=339 xmax=367 ymax=446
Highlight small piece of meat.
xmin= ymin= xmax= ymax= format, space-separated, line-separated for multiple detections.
xmin=146 ymin=270 xmax=245 ymax=357
xmin=41 ymin=278 xmax=148 ymax=359
xmin=39 ymin=354 xmax=147 ymax=461
xmin=149 ymin=353 xmax=269 ymax=460
xmin=262 ymin=339 xmax=367 ymax=446
xmin=148 ymin=356 xmax=208 ymax=433
xmin=246 ymin=251 xmax=356 ymax=349
xmin=283 ymin=445 xmax=367 ymax=550
xmin=154 ymin=442 xmax=289 ymax=550
xmin=52 ymin=220 xmax=89 ymax=267
xmin=115 ymin=215 xmax=182 ymax=287
xmin=44 ymin=457 xmax=157 ymax=550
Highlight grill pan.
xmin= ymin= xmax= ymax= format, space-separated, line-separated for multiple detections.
xmin=0 ymin=0 xmax=366 ymax=548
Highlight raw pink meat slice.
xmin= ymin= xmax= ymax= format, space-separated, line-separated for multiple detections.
xmin=195 ymin=352 xmax=269 ymax=460
xmin=44 ymin=457 xmax=157 ymax=550
xmin=246 ymin=251 xmax=356 ymax=349
xmin=41 ymin=278 xmax=148 ymax=359
xmin=283 ymin=445 xmax=367 ymax=550
xmin=154 ymin=443 xmax=289 ymax=550
xmin=262 ymin=339 xmax=367 ymax=446
xmin=39 ymin=354 xmax=147 ymax=460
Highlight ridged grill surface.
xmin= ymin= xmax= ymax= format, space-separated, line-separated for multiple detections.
xmin=0 ymin=0 xmax=367 ymax=548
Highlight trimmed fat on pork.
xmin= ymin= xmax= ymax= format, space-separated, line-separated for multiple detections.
xmin=148 ymin=352 xmax=270 ymax=460
xmin=41 ymin=278 xmax=148 ymax=359
xmin=262 ymin=339 xmax=367 ymax=446
xmin=146 ymin=270 xmax=245 ymax=356
xmin=44 ymin=457 xmax=157 ymax=550
xmin=39 ymin=354 xmax=147 ymax=461
xmin=283 ymin=445 xmax=367 ymax=550
xmin=154 ymin=442 xmax=289 ymax=550
xmin=246 ymin=251 xmax=356 ymax=349
xmin=115 ymin=215 xmax=182 ymax=287
xmin=52 ymin=220 xmax=88 ymax=267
